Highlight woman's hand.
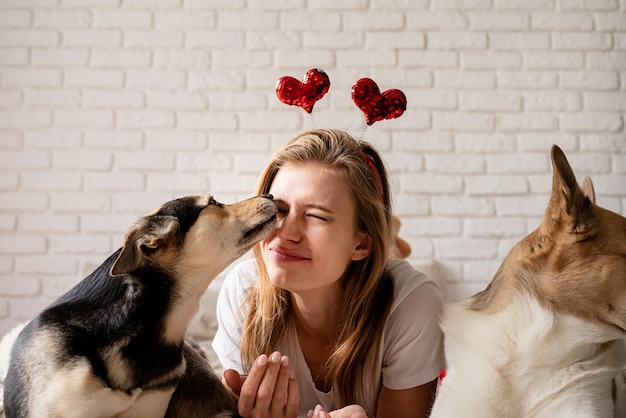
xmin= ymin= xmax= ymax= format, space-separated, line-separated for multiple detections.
xmin=224 ymin=351 xmax=299 ymax=418
xmin=328 ymin=404 xmax=368 ymax=418
xmin=307 ymin=404 xmax=367 ymax=418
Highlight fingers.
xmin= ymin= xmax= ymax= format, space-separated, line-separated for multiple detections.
xmin=307 ymin=404 xmax=331 ymax=418
xmin=267 ymin=355 xmax=289 ymax=414
xmin=238 ymin=351 xmax=296 ymax=417
xmin=270 ymin=356 xmax=299 ymax=418
xmin=238 ymin=353 xmax=270 ymax=415
xmin=285 ymin=370 xmax=299 ymax=418
xmin=223 ymin=368 xmax=246 ymax=397
xmin=327 ymin=404 xmax=368 ymax=418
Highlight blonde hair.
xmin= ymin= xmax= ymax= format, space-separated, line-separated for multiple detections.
xmin=240 ymin=128 xmax=394 ymax=408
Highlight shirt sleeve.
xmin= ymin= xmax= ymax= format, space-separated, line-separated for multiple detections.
xmin=381 ymin=264 xmax=445 ymax=390
xmin=211 ymin=259 xmax=256 ymax=375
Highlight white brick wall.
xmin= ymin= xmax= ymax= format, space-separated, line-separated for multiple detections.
xmin=1 ymin=0 xmax=625 ymax=335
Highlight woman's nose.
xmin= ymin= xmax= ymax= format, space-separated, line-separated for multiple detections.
xmin=276 ymin=213 xmax=301 ymax=242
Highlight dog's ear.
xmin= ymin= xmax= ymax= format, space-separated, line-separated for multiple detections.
xmin=545 ymin=145 xmax=595 ymax=239
xmin=581 ymin=176 xmax=596 ymax=204
xmin=110 ymin=215 xmax=180 ymax=276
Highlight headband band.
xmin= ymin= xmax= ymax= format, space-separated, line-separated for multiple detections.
xmin=360 ymin=150 xmax=384 ymax=201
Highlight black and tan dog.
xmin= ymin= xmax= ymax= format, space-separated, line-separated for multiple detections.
xmin=3 ymin=194 xmax=277 ymax=418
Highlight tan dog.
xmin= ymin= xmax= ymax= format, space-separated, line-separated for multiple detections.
xmin=431 ymin=146 xmax=626 ymax=418
xmin=390 ymin=215 xmax=411 ymax=259
xmin=4 ymin=194 xmax=277 ymax=418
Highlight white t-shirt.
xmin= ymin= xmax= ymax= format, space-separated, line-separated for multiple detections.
xmin=212 ymin=258 xmax=445 ymax=417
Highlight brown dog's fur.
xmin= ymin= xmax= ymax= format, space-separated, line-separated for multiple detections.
xmin=471 ymin=146 xmax=626 ymax=328
xmin=431 ymin=145 xmax=626 ymax=417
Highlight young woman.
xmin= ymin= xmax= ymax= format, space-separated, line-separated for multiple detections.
xmin=213 ymin=129 xmax=444 ymax=418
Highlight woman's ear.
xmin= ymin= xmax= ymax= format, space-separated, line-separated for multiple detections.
xmin=351 ymin=232 xmax=373 ymax=261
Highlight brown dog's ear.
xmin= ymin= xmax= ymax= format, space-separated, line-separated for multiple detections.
xmin=582 ymin=176 xmax=596 ymax=204
xmin=390 ymin=215 xmax=411 ymax=259
xmin=110 ymin=215 xmax=180 ymax=276
xmin=550 ymin=145 xmax=579 ymax=208
xmin=545 ymin=145 xmax=594 ymax=238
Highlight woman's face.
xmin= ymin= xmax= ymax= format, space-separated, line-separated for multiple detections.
xmin=261 ymin=162 xmax=372 ymax=295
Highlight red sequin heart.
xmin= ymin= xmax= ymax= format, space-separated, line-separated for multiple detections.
xmin=275 ymin=69 xmax=330 ymax=114
xmin=351 ymin=78 xmax=407 ymax=126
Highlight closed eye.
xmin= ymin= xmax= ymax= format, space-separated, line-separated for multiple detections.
xmin=306 ymin=213 xmax=328 ymax=221
xmin=276 ymin=206 xmax=288 ymax=217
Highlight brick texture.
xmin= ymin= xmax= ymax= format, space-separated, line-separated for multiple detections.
xmin=0 ymin=1 xmax=625 ymax=335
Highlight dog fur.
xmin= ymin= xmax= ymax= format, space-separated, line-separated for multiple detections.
xmin=3 ymin=194 xmax=277 ymax=418
xmin=431 ymin=145 xmax=626 ymax=418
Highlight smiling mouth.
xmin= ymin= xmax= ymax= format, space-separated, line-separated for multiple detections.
xmin=270 ymin=248 xmax=309 ymax=261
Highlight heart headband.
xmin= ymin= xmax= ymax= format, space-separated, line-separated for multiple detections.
xmin=275 ymin=68 xmax=407 ymax=128
xmin=276 ymin=69 xmax=405 ymax=201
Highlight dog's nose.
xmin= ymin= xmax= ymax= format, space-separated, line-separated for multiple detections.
xmin=262 ymin=194 xmax=273 ymax=200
